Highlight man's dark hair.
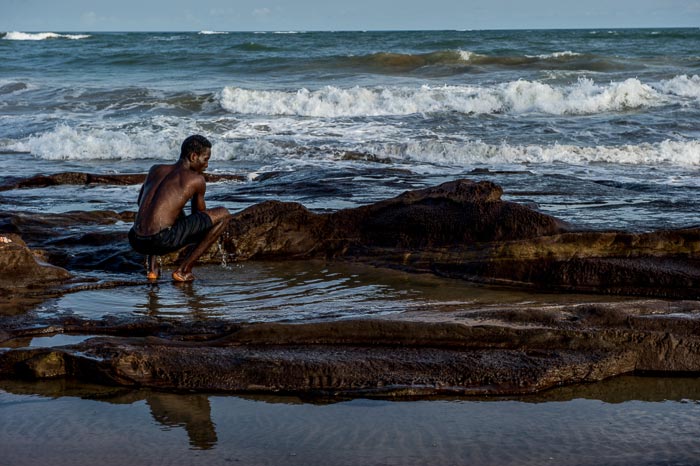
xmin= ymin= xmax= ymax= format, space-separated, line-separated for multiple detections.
xmin=180 ymin=135 xmax=212 ymax=160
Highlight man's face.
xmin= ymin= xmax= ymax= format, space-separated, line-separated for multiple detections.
xmin=191 ymin=148 xmax=211 ymax=173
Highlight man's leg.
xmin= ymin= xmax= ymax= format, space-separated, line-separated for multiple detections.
xmin=146 ymin=255 xmax=160 ymax=280
xmin=172 ymin=207 xmax=231 ymax=282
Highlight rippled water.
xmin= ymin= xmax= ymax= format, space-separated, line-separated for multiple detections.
xmin=2 ymin=376 xmax=700 ymax=466
xmin=40 ymin=261 xmax=617 ymax=322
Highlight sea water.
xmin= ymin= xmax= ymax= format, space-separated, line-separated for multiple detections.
xmin=2 ymin=29 xmax=700 ymax=464
xmin=1 ymin=29 xmax=699 ymax=230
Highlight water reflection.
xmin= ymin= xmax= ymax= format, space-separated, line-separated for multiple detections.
xmin=146 ymin=393 xmax=217 ymax=450
xmin=53 ymin=261 xmax=621 ymax=323
xmin=2 ymin=375 xmax=700 ymax=455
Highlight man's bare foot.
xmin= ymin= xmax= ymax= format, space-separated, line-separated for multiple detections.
xmin=146 ymin=256 xmax=160 ymax=280
xmin=172 ymin=270 xmax=195 ymax=282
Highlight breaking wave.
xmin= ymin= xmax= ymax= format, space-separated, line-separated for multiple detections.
xmin=220 ymin=76 xmax=700 ymax=117
xmin=367 ymin=139 xmax=700 ymax=167
xmin=2 ymin=31 xmax=90 ymax=40
xmin=7 ymin=125 xmax=700 ymax=168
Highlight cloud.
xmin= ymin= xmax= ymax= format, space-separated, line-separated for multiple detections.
xmin=253 ymin=7 xmax=272 ymax=17
xmin=81 ymin=11 xmax=99 ymax=26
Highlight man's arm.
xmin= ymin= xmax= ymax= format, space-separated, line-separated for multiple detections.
xmin=190 ymin=177 xmax=207 ymax=214
xmin=137 ymin=184 xmax=145 ymax=206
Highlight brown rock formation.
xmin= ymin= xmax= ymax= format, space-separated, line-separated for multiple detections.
xmin=0 ymin=233 xmax=72 ymax=315
xmin=224 ymin=179 xmax=568 ymax=260
xmin=1 ymin=300 xmax=699 ymax=396
xmin=0 ymin=171 xmax=244 ymax=191
xmin=2 ymin=178 xmax=700 ymax=298
xmin=220 ymin=179 xmax=700 ymax=299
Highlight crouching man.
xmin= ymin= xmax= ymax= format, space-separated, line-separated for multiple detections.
xmin=128 ymin=135 xmax=231 ymax=282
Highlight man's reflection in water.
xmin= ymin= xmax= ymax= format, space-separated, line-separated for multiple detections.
xmin=0 ymin=379 xmax=220 ymax=450
xmin=139 ymin=281 xmax=218 ymax=320
xmin=144 ymin=285 xmax=162 ymax=317
xmin=146 ymin=392 xmax=218 ymax=450
xmin=172 ymin=281 xmax=212 ymax=320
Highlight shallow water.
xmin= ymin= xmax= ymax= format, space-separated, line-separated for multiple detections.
xmin=2 ymin=376 xmax=700 ymax=466
xmin=40 ymin=261 xmax=625 ymax=322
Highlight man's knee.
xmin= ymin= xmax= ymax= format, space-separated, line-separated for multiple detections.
xmin=207 ymin=207 xmax=231 ymax=224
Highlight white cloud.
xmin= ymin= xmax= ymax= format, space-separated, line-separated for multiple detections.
xmin=253 ymin=7 xmax=272 ymax=17
xmin=81 ymin=11 xmax=99 ymax=26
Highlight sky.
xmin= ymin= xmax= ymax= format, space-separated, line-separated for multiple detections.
xmin=2 ymin=0 xmax=699 ymax=31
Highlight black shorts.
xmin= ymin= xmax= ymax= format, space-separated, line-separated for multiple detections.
xmin=129 ymin=211 xmax=213 ymax=256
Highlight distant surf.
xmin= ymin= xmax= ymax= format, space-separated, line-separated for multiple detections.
xmin=219 ymin=76 xmax=699 ymax=117
xmin=2 ymin=31 xmax=90 ymax=40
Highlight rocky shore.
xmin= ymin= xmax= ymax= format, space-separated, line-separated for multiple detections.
xmin=1 ymin=175 xmax=699 ymax=396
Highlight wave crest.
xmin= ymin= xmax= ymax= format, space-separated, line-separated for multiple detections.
xmin=7 ymin=125 xmax=700 ymax=168
xmin=219 ymin=78 xmax=670 ymax=117
xmin=369 ymin=139 xmax=700 ymax=166
xmin=3 ymin=31 xmax=90 ymax=40
xmin=657 ymin=74 xmax=700 ymax=99
xmin=7 ymin=125 xmax=179 ymax=160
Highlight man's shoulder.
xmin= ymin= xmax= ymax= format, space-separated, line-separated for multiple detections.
xmin=177 ymin=167 xmax=206 ymax=188
xmin=148 ymin=163 xmax=174 ymax=177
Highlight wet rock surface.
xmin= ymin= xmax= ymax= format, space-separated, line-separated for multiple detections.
xmin=2 ymin=176 xmax=700 ymax=395
xmin=0 ymin=233 xmax=72 ymax=315
xmin=0 ymin=171 xmax=244 ymax=191
xmin=1 ymin=300 xmax=699 ymax=395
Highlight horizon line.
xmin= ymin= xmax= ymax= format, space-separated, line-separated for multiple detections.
xmin=2 ymin=26 xmax=698 ymax=34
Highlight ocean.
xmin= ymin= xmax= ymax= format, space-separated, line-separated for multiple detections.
xmin=1 ymin=28 xmax=700 ymax=319
xmin=1 ymin=28 xmax=699 ymax=232
xmin=3 ymin=29 xmax=700 ymax=465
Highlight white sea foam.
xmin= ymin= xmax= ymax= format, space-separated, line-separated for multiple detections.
xmin=3 ymin=31 xmax=90 ymax=40
xmin=367 ymin=139 xmax=700 ymax=167
xmin=655 ymin=75 xmax=700 ymax=99
xmin=7 ymin=124 xmax=700 ymax=169
xmin=7 ymin=125 xmax=179 ymax=160
xmin=457 ymin=50 xmax=478 ymax=61
xmin=220 ymin=78 xmax=670 ymax=118
xmin=528 ymin=51 xmax=582 ymax=59
xmin=199 ymin=30 xmax=229 ymax=35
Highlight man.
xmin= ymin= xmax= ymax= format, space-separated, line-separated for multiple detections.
xmin=128 ymin=135 xmax=231 ymax=282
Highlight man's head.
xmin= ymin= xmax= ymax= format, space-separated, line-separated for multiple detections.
xmin=180 ymin=135 xmax=212 ymax=173
xmin=180 ymin=135 xmax=212 ymax=160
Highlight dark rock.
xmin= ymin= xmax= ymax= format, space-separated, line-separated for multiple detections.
xmin=0 ymin=233 xmax=72 ymax=315
xmin=3 ymin=178 xmax=700 ymax=299
xmin=1 ymin=301 xmax=699 ymax=395
xmin=224 ymin=179 xmax=568 ymax=260
xmin=0 ymin=172 xmax=244 ymax=191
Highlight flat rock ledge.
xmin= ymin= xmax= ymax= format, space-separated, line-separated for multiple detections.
xmin=2 ymin=300 xmax=699 ymax=396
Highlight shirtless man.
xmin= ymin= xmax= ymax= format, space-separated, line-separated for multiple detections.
xmin=128 ymin=135 xmax=231 ymax=282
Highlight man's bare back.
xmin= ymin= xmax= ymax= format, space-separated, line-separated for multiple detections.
xmin=134 ymin=162 xmax=207 ymax=236
xmin=128 ymin=135 xmax=231 ymax=282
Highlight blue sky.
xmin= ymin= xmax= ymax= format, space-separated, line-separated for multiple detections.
xmin=2 ymin=0 xmax=699 ymax=31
